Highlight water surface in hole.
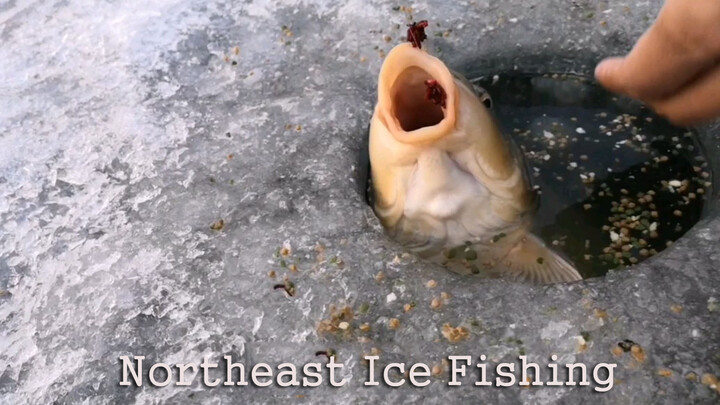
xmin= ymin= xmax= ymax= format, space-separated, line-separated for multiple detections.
xmin=472 ymin=74 xmax=712 ymax=278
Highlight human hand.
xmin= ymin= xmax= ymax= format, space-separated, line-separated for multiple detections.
xmin=594 ymin=0 xmax=720 ymax=125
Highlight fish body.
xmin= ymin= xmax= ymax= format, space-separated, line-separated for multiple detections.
xmin=369 ymin=43 xmax=581 ymax=283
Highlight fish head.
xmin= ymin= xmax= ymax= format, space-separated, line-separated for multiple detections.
xmin=373 ymin=43 xmax=528 ymax=180
xmin=370 ymin=43 xmax=535 ymax=220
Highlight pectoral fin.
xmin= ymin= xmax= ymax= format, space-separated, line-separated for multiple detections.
xmin=501 ymin=234 xmax=582 ymax=284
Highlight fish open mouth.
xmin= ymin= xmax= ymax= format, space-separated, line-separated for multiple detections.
xmin=390 ymin=67 xmax=445 ymax=132
xmin=377 ymin=43 xmax=456 ymax=144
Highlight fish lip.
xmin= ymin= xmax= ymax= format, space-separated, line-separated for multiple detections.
xmin=377 ymin=43 xmax=457 ymax=145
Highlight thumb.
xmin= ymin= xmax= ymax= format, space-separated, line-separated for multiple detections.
xmin=594 ymin=3 xmax=720 ymax=101
xmin=594 ymin=57 xmax=630 ymax=95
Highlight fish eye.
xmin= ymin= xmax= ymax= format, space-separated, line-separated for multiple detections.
xmin=481 ymin=94 xmax=493 ymax=109
xmin=472 ymin=84 xmax=493 ymax=109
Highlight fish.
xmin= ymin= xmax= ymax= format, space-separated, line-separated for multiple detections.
xmin=368 ymin=39 xmax=582 ymax=284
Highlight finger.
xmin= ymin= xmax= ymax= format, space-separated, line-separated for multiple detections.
xmin=649 ymin=64 xmax=720 ymax=125
xmin=595 ymin=1 xmax=720 ymax=100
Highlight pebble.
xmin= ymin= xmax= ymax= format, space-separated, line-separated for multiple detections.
xmin=431 ymin=298 xmax=442 ymax=309
xmin=658 ymin=369 xmax=673 ymax=377
xmin=701 ymin=373 xmax=718 ymax=388
xmin=630 ymin=344 xmax=646 ymax=363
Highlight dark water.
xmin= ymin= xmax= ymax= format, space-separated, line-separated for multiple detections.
xmin=473 ymin=74 xmax=712 ymax=278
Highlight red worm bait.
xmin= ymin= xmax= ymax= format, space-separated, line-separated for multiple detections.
xmin=407 ymin=20 xmax=429 ymax=49
xmin=425 ymin=79 xmax=447 ymax=108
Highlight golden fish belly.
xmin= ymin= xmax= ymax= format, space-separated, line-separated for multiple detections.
xmin=383 ymin=147 xmax=531 ymax=266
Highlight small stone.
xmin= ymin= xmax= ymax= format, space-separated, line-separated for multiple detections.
xmin=432 ymin=364 xmax=443 ymax=376
xmin=426 ymin=279 xmax=438 ymax=288
xmin=658 ymin=369 xmax=673 ymax=377
xmin=441 ymin=323 xmax=469 ymax=342
xmin=708 ymin=297 xmax=718 ymax=312
xmin=210 ymin=219 xmax=225 ymax=231
xmin=431 ymin=298 xmax=442 ymax=309
xmin=388 ymin=318 xmax=400 ymax=330
xmin=630 ymin=344 xmax=646 ymax=363
xmin=701 ymin=373 xmax=719 ymax=387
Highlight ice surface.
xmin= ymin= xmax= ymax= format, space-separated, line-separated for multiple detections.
xmin=1 ymin=0 xmax=719 ymax=403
